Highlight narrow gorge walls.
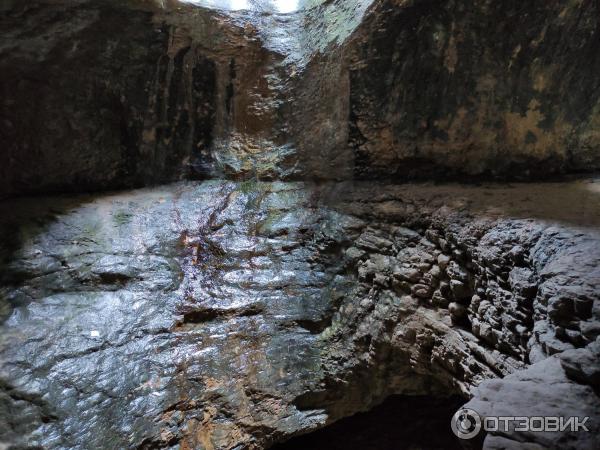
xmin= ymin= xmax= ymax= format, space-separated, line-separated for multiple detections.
xmin=3 ymin=0 xmax=600 ymax=198
xmin=1 ymin=1 xmax=600 ymax=448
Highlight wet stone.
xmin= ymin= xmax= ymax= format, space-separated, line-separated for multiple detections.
xmin=1 ymin=179 xmax=599 ymax=450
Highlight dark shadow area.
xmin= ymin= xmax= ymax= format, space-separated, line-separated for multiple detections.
xmin=271 ymin=395 xmax=466 ymax=450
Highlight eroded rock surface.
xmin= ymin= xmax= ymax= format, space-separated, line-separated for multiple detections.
xmin=1 ymin=179 xmax=599 ymax=449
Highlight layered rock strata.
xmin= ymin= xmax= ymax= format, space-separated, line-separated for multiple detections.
xmin=1 ymin=179 xmax=599 ymax=449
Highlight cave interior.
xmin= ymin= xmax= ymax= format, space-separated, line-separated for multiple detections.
xmin=0 ymin=1 xmax=599 ymax=449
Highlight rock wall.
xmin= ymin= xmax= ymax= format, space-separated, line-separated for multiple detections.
xmin=1 ymin=1 xmax=179 ymax=196
xmin=0 ymin=0 xmax=357 ymax=196
xmin=0 ymin=0 xmax=264 ymax=197
xmin=1 ymin=1 xmax=600 ymax=447
xmin=347 ymin=0 xmax=600 ymax=179
xmin=1 ymin=179 xmax=599 ymax=449
xmin=298 ymin=183 xmax=600 ymax=427
xmin=3 ymin=0 xmax=599 ymax=198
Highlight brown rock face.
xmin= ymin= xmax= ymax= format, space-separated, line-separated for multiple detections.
xmin=1 ymin=1 xmax=185 ymax=196
xmin=1 ymin=180 xmax=599 ymax=450
xmin=347 ymin=0 xmax=600 ymax=179
xmin=0 ymin=0 xmax=287 ymax=197
xmin=2 ymin=0 xmax=599 ymax=198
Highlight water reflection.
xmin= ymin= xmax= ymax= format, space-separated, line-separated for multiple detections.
xmin=178 ymin=0 xmax=303 ymax=13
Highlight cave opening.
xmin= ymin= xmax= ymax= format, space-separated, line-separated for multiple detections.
xmin=271 ymin=395 xmax=466 ymax=450
xmin=178 ymin=0 xmax=310 ymax=14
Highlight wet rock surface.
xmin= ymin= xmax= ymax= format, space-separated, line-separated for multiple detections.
xmin=1 ymin=178 xmax=599 ymax=449
xmin=2 ymin=1 xmax=600 ymax=448
xmin=465 ymin=354 xmax=600 ymax=450
xmin=0 ymin=0 xmax=370 ymax=197
xmin=0 ymin=181 xmax=341 ymax=448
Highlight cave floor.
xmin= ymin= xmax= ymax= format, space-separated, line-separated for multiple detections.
xmin=1 ymin=178 xmax=599 ymax=449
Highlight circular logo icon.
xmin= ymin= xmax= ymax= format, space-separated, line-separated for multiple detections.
xmin=451 ymin=408 xmax=482 ymax=440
